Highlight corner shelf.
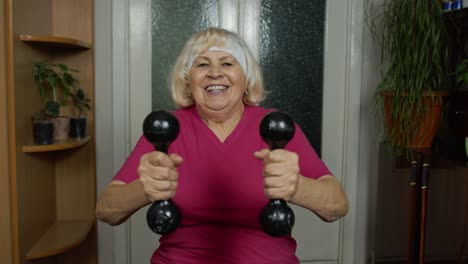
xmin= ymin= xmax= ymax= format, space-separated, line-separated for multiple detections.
xmin=22 ymin=136 xmax=91 ymax=153
xmin=6 ymin=1 xmax=96 ymax=263
xmin=19 ymin=34 xmax=92 ymax=49
xmin=25 ymin=219 xmax=95 ymax=260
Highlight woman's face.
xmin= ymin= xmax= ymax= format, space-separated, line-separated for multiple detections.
xmin=188 ymin=50 xmax=246 ymax=118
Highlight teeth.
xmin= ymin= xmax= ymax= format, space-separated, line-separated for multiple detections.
xmin=206 ymin=85 xmax=227 ymax=91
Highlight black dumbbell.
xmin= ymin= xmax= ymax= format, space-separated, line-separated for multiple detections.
xmin=143 ymin=110 xmax=181 ymax=235
xmin=259 ymin=111 xmax=296 ymax=237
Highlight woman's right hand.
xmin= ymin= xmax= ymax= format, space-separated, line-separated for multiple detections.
xmin=138 ymin=152 xmax=183 ymax=202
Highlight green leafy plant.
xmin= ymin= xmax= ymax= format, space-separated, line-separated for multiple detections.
xmin=71 ymin=88 xmax=92 ymax=118
xmin=369 ymin=0 xmax=449 ymax=158
xmin=32 ymin=101 xmax=60 ymax=121
xmin=33 ymin=61 xmax=80 ymax=120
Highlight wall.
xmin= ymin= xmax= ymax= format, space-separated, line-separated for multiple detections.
xmin=94 ymin=0 xmax=115 ymax=263
xmin=358 ymin=0 xmax=386 ymax=262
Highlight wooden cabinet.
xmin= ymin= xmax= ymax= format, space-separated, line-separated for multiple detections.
xmin=2 ymin=0 xmax=96 ymax=263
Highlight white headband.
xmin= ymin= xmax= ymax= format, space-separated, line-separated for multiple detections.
xmin=186 ymin=43 xmax=247 ymax=73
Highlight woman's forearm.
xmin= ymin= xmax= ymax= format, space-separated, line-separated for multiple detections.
xmin=290 ymin=175 xmax=349 ymax=222
xmin=95 ymin=179 xmax=150 ymax=226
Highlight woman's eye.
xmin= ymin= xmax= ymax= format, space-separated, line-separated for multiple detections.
xmin=196 ymin=63 xmax=208 ymax=67
xmin=223 ymin=62 xmax=234 ymax=66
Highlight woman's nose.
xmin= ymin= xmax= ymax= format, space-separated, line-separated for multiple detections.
xmin=207 ymin=66 xmax=223 ymax=78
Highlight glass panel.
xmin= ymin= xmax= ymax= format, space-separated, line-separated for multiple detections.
xmin=151 ymin=0 xmax=218 ymax=110
xmin=260 ymin=0 xmax=325 ymax=154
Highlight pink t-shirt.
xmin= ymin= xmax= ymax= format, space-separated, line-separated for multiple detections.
xmin=113 ymin=105 xmax=332 ymax=264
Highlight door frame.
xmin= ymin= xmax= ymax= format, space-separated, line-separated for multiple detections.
xmin=106 ymin=0 xmax=366 ymax=263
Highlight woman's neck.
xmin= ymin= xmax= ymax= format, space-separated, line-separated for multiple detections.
xmin=198 ymin=104 xmax=244 ymax=142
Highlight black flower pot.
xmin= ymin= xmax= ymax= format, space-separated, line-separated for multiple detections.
xmin=70 ymin=117 xmax=87 ymax=139
xmin=33 ymin=120 xmax=54 ymax=145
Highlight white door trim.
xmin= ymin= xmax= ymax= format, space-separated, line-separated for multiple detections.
xmin=112 ymin=0 xmax=132 ymax=263
xmin=323 ymin=0 xmax=365 ymax=263
xmin=322 ymin=0 xmax=363 ymax=262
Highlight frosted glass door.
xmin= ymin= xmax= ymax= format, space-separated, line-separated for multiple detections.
xmin=259 ymin=0 xmax=325 ymax=153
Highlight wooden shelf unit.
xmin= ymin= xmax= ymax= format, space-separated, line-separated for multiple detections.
xmin=25 ymin=219 xmax=95 ymax=260
xmin=3 ymin=1 xmax=97 ymax=264
xmin=19 ymin=34 xmax=92 ymax=49
xmin=22 ymin=136 xmax=91 ymax=153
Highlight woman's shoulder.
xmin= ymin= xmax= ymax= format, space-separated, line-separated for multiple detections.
xmin=244 ymin=104 xmax=277 ymax=117
xmin=244 ymin=105 xmax=284 ymax=126
xmin=172 ymin=105 xmax=195 ymax=115
xmin=172 ymin=105 xmax=197 ymax=121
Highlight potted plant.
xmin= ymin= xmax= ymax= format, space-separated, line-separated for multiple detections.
xmin=33 ymin=61 xmax=80 ymax=141
xmin=31 ymin=101 xmax=60 ymax=145
xmin=69 ymin=87 xmax=91 ymax=139
xmin=370 ymin=0 xmax=450 ymax=158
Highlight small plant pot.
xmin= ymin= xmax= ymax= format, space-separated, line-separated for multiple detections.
xmin=70 ymin=117 xmax=87 ymax=139
xmin=52 ymin=116 xmax=70 ymax=141
xmin=33 ymin=120 xmax=54 ymax=145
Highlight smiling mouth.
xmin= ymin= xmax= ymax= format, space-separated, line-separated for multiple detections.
xmin=205 ymin=85 xmax=228 ymax=93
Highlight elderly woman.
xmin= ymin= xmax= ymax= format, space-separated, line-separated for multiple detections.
xmin=96 ymin=27 xmax=348 ymax=264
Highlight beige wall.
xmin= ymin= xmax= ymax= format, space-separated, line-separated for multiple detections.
xmin=0 ymin=0 xmax=13 ymax=263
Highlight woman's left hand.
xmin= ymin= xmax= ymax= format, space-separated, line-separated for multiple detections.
xmin=254 ymin=149 xmax=300 ymax=201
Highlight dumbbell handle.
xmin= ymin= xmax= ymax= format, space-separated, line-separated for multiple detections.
xmin=143 ymin=110 xmax=181 ymax=235
xmin=259 ymin=111 xmax=296 ymax=237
